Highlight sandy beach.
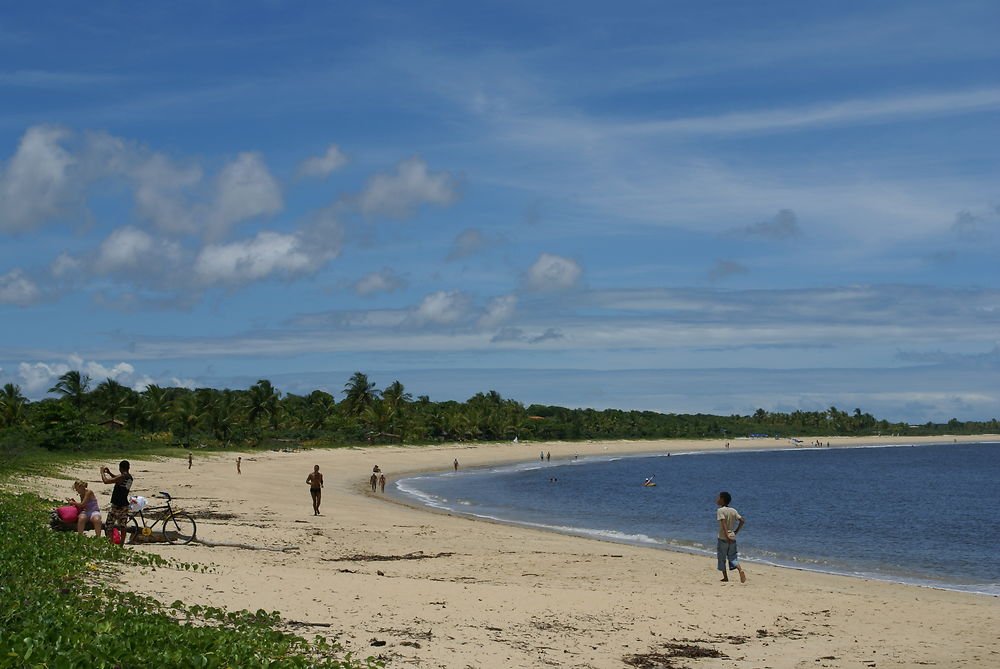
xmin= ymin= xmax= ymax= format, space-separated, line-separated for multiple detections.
xmin=20 ymin=435 xmax=1000 ymax=668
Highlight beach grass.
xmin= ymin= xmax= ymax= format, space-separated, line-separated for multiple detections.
xmin=0 ymin=489 xmax=383 ymax=668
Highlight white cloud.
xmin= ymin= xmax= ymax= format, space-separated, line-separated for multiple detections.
xmin=132 ymin=153 xmax=203 ymax=236
xmin=621 ymin=86 xmax=1000 ymax=138
xmin=49 ymin=251 xmax=81 ymax=278
xmin=0 ymin=268 xmax=42 ymax=305
xmin=0 ymin=125 xmax=76 ymax=232
xmin=194 ymin=231 xmax=315 ymax=285
xmin=478 ymin=294 xmax=517 ymax=329
xmin=413 ymin=290 xmax=471 ymax=325
xmin=17 ymin=361 xmax=70 ymax=395
xmin=524 ymin=253 xmax=582 ymax=292
xmin=358 ymin=156 xmax=458 ymax=218
xmin=13 ymin=356 xmax=197 ymax=398
xmin=94 ymin=226 xmax=184 ymax=276
xmin=353 ymin=268 xmax=404 ymax=296
xmin=206 ymin=152 xmax=283 ymax=239
xmin=297 ymin=144 xmax=348 ymax=178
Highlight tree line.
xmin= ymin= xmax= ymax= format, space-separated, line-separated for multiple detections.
xmin=0 ymin=371 xmax=996 ymax=452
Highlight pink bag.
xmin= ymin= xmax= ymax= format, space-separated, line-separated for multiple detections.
xmin=56 ymin=505 xmax=79 ymax=523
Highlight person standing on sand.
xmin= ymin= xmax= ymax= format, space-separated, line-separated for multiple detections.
xmin=236 ymin=457 xmax=241 ymax=475
xmin=453 ymin=458 xmax=459 ymax=470
xmin=101 ymin=461 xmax=133 ymax=543
xmin=716 ymin=491 xmax=747 ymax=583
xmin=306 ymin=465 xmax=323 ymax=515
xmin=188 ymin=452 xmax=192 ymax=469
xmin=370 ymin=472 xmax=378 ymax=492
xmin=378 ymin=473 xmax=386 ymax=493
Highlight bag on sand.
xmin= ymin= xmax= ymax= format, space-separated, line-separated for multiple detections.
xmin=56 ymin=505 xmax=79 ymax=523
xmin=110 ymin=527 xmax=123 ymax=545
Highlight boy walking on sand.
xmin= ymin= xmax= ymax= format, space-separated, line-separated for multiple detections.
xmin=716 ymin=491 xmax=747 ymax=583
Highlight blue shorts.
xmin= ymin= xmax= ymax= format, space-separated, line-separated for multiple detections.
xmin=717 ymin=538 xmax=739 ymax=571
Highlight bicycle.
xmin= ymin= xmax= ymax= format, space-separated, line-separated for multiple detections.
xmin=127 ymin=491 xmax=197 ymax=545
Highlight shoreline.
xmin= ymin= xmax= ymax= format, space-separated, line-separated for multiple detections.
xmin=383 ymin=436 xmax=999 ymax=598
xmin=13 ymin=433 xmax=1000 ymax=668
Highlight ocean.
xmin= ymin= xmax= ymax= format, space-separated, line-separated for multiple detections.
xmin=391 ymin=441 xmax=999 ymax=596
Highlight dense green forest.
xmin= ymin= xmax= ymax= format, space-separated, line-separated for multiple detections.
xmin=1 ymin=371 xmax=997 ymax=461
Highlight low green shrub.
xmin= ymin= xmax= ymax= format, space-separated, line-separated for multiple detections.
xmin=0 ymin=491 xmax=383 ymax=668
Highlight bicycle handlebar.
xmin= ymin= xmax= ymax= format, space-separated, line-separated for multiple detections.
xmin=158 ymin=491 xmax=172 ymax=500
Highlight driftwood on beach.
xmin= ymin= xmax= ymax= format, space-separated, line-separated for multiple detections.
xmin=321 ymin=551 xmax=455 ymax=562
xmin=191 ymin=537 xmax=299 ymax=552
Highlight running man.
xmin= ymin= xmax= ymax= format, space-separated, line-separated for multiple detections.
xmin=306 ymin=465 xmax=324 ymax=515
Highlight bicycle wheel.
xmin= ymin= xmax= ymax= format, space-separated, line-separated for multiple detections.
xmin=126 ymin=515 xmax=141 ymax=544
xmin=161 ymin=512 xmax=197 ymax=545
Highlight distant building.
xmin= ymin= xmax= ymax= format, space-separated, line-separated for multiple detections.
xmin=98 ymin=419 xmax=124 ymax=430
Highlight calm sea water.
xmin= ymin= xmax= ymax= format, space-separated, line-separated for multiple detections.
xmin=391 ymin=442 xmax=999 ymax=596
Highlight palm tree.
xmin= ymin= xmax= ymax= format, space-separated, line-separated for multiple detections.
xmin=140 ymin=384 xmax=171 ymax=431
xmin=170 ymin=393 xmax=202 ymax=446
xmin=93 ymin=377 xmax=133 ymax=422
xmin=246 ymin=380 xmax=280 ymax=431
xmin=303 ymin=390 xmax=337 ymax=430
xmin=0 ymin=383 xmax=28 ymax=428
xmin=202 ymin=390 xmax=241 ymax=444
xmin=342 ymin=372 xmax=379 ymax=417
xmin=48 ymin=370 xmax=90 ymax=414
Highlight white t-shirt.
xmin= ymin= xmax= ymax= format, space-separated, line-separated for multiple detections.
xmin=716 ymin=505 xmax=742 ymax=540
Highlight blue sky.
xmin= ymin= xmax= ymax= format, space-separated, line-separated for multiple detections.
xmin=1 ymin=2 xmax=998 ymax=423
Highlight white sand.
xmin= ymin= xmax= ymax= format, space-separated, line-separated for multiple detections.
xmin=20 ymin=435 xmax=1000 ymax=668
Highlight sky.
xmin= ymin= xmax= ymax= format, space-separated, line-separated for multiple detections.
xmin=1 ymin=2 xmax=998 ymax=423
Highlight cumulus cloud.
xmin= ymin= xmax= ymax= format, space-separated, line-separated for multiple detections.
xmin=478 ymin=294 xmax=517 ymax=329
xmin=94 ymin=226 xmax=185 ymax=277
xmin=49 ymin=251 xmax=81 ymax=278
xmin=447 ymin=227 xmax=487 ymax=260
xmin=0 ymin=125 xmax=77 ymax=232
xmin=206 ymin=152 xmax=283 ymax=240
xmin=194 ymin=206 xmax=344 ymax=287
xmin=523 ymin=253 xmax=582 ymax=292
xmin=729 ymin=209 xmax=801 ymax=239
xmin=707 ymin=259 xmax=750 ymax=282
xmin=353 ymin=268 xmax=404 ymax=296
xmin=297 ymin=144 xmax=348 ymax=179
xmin=0 ymin=268 xmax=42 ymax=305
xmin=13 ymin=356 xmax=196 ymax=397
xmin=195 ymin=231 xmax=316 ymax=285
xmin=132 ymin=153 xmax=203 ymax=236
xmin=358 ymin=156 xmax=458 ymax=219
xmin=413 ymin=290 xmax=471 ymax=325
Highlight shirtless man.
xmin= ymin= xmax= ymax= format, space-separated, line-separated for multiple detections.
xmin=306 ymin=465 xmax=323 ymax=515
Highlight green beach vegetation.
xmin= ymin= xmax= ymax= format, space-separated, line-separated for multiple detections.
xmin=0 ymin=490 xmax=382 ymax=668
xmin=1 ymin=372 xmax=998 ymax=472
